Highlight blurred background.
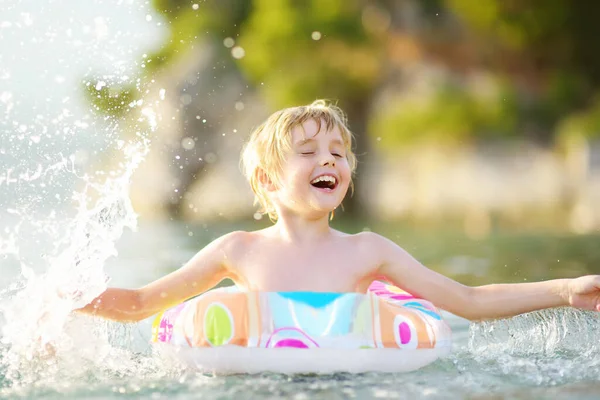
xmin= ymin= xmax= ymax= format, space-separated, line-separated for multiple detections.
xmin=88 ymin=0 xmax=600 ymax=229
xmin=3 ymin=0 xmax=600 ymax=288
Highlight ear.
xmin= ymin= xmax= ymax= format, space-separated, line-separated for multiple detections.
xmin=257 ymin=169 xmax=276 ymax=191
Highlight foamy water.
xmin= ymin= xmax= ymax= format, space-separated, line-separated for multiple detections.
xmin=0 ymin=0 xmax=169 ymax=394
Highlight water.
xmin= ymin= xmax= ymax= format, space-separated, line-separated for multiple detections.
xmin=3 ymin=0 xmax=600 ymax=398
xmin=3 ymin=218 xmax=600 ymax=399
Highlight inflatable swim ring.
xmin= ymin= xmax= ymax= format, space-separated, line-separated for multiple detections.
xmin=151 ymin=281 xmax=452 ymax=374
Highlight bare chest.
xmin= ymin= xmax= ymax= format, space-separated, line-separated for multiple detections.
xmin=233 ymin=243 xmax=376 ymax=292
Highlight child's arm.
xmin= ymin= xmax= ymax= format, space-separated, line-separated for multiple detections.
xmin=76 ymin=231 xmax=243 ymax=322
xmin=369 ymin=233 xmax=600 ymax=321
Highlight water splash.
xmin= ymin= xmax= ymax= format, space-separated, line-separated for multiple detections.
xmin=468 ymin=308 xmax=600 ymax=386
xmin=0 ymin=1 xmax=170 ymax=395
xmin=0 ymin=135 xmax=151 ymax=390
xmin=469 ymin=307 xmax=600 ymax=355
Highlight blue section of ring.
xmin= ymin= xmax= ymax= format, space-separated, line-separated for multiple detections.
xmin=276 ymin=291 xmax=344 ymax=308
xmin=402 ymin=302 xmax=442 ymax=320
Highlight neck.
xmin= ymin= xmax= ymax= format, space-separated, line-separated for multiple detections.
xmin=272 ymin=210 xmax=332 ymax=243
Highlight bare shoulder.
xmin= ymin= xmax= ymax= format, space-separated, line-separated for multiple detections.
xmin=215 ymin=228 xmax=272 ymax=259
xmin=336 ymin=230 xmax=393 ymax=254
xmin=342 ymin=230 xmax=389 ymax=246
xmin=215 ymin=230 xmax=255 ymax=253
xmin=342 ymin=230 xmax=411 ymax=262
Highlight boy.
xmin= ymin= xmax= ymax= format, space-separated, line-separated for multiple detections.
xmin=78 ymin=100 xmax=600 ymax=322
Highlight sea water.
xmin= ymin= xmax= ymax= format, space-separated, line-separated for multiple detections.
xmin=3 ymin=1 xmax=600 ymax=399
xmin=3 ymin=221 xmax=600 ymax=399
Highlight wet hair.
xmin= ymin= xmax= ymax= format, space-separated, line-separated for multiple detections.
xmin=240 ymin=99 xmax=357 ymax=220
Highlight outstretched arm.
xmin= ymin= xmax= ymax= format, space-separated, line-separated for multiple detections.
xmin=77 ymin=231 xmax=243 ymax=322
xmin=369 ymin=233 xmax=600 ymax=321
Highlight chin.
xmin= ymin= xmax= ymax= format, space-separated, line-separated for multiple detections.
xmin=314 ymin=203 xmax=342 ymax=215
xmin=305 ymin=193 xmax=345 ymax=213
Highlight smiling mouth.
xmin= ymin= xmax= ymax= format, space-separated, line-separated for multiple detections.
xmin=310 ymin=175 xmax=338 ymax=190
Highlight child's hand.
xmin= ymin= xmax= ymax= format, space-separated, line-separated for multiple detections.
xmin=567 ymin=275 xmax=600 ymax=311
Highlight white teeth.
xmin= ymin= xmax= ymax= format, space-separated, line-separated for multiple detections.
xmin=310 ymin=175 xmax=337 ymax=185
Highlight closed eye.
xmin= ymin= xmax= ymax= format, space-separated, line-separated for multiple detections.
xmin=332 ymin=153 xmax=343 ymax=158
xmin=301 ymin=152 xmax=315 ymax=155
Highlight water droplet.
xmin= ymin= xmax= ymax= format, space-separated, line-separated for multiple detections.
xmin=223 ymin=37 xmax=235 ymax=48
xmin=181 ymin=137 xmax=195 ymax=150
xmin=231 ymin=46 xmax=245 ymax=59
xmin=21 ymin=13 xmax=33 ymax=26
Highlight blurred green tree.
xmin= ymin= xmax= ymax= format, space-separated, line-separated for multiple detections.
xmin=150 ymin=0 xmax=252 ymax=67
xmin=84 ymin=0 xmax=600 ymax=220
xmin=371 ymin=80 xmax=519 ymax=150
xmin=445 ymin=0 xmax=600 ymax=142
xmin=85 ymin=0 xmax=252 ymax=121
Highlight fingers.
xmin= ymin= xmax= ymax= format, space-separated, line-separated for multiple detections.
xmin=43 ymin=342 xmax=57 ymax=358
xmin=57 ymin=287 xmax=83 ymax=301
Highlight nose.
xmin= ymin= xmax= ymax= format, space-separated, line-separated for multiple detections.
xmin=320 ymin=152 xmax=336 ymax=167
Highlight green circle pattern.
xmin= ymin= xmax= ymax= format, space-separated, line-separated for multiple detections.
xmin=204 ymin=303 xmax=233 ymax=346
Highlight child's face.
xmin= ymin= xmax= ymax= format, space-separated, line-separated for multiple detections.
xmin=272 ymin=119 xmax=352 ymax=218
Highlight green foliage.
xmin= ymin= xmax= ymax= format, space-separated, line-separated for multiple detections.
xmin=237 ymin=0 xmax=385 ymax=108
xmin=556 ymin=96 xmax=600 ymax=143
xmin=444 ymin=1 xmax=600 ymax=139
xmin=88 ymin=1 xmax=253 ymax=116
xmin=145 ymin=0 xmax=252 ymax=71
xmin=88 ymin=0 xmax=600 ymax=148
xmin=82 ymin=81 xmax=138 ymax=118
xmin=521 ymin=72 xmax=589 ymax=133
xmin=370 ymin=81 xmax=518 ymax=148
xmin=446 ymin=0 xmax=570 ymax=52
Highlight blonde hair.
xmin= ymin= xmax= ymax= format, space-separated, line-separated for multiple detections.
xmin=241 ymin=99 xmax=357 ymax=220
